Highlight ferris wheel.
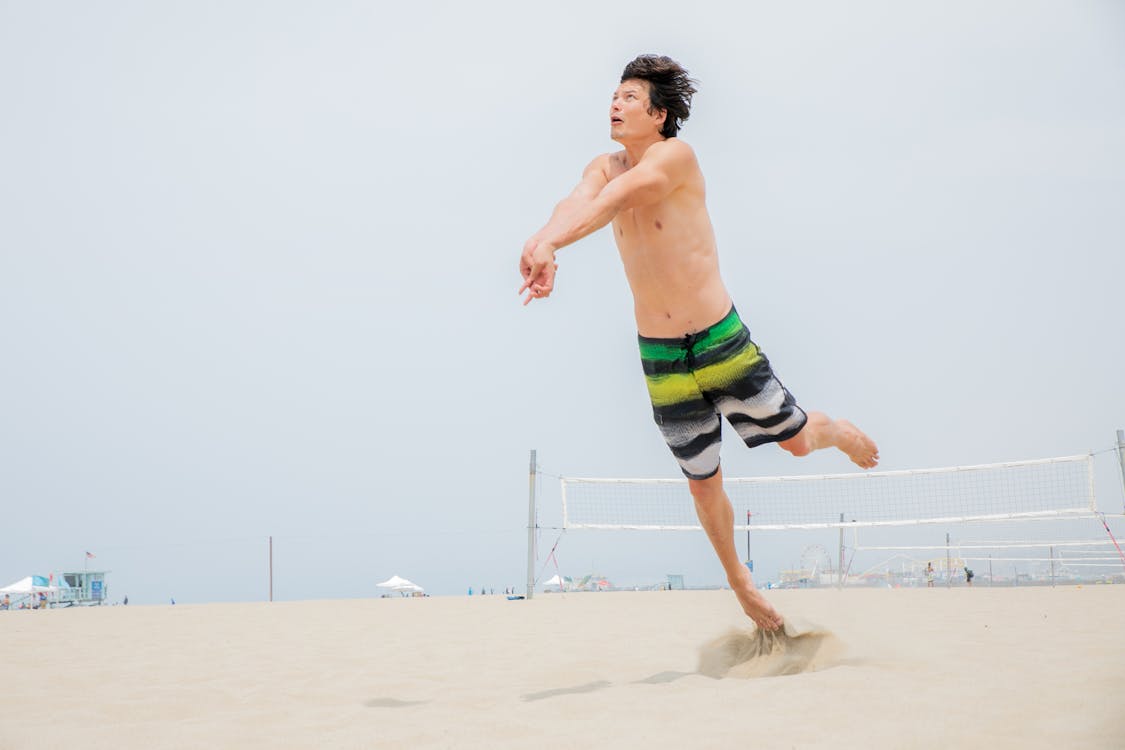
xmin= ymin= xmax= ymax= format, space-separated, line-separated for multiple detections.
xmin=800 ymin=544 xmax=832 ymax=577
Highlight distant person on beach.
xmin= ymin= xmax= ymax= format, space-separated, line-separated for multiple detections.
xmin=2 ymin=594 xmax=9 ymax=610
xmin=926 ymin=563 xmax=935 ymax=587
xmin=964 ymin=567 xmax=974 ymax=586
xmin=519 ymin=55 xmax=879 ymax=631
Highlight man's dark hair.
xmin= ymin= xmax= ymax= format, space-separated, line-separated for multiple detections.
xmin=620 ymin=54 xmax=698 ymax=138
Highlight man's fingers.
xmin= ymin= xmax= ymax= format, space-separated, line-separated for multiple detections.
xmin=519 ymin=261 xmax=545 ymax=293
xmin=521 ymin=282 xmax=553 ymax=306
xmin=521 ymin=282 xmax=542 ymax=305
xmin=519 ymin=255 xmax=556 ymax=303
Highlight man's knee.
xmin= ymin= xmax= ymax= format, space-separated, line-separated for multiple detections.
xmin=688 ymin=473 xmax=725 ymax=503
xmin=780 ymin=433 xmax=812 ymax=457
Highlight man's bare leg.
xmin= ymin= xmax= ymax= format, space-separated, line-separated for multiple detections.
xmin=779 ymin=411 xmax=879 ymax=468
xmin=689 ymin=468 xmax=783 ymax=631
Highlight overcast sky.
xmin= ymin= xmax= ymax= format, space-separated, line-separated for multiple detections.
xmin=2 ymin=2 xmax=1123 ymax=604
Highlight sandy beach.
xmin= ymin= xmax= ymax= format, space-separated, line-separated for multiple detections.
xmin=1 ymin=586 xmax=1122 ymax=749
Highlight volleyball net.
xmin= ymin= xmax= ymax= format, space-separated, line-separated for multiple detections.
xmin=559 ymin=454 xmax=1097 ymax=531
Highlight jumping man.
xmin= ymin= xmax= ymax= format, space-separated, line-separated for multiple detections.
xmin=518 ymin=55 xmax=879 ymax=631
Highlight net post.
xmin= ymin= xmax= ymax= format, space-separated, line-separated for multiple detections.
xmin=745 ymin=511 xmax=752 ymax=572
xmin=1116 ymin=430 xmax=1125 ymax=513
xmin=526 ymin=449 xmax=537 ymax=600
xmin=946 ymin=532 xmax=952 ymax=588
xmin=560 ymin=479 xmax=569 ymax=530
xmin=837 ymin=513 xmax=845 ymax=588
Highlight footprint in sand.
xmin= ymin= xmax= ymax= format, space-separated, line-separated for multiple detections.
xmin=697 ymin=618 xmax=845 ymax=679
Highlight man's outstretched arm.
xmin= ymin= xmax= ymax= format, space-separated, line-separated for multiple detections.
xmin=519 ymin=140 xmax=694 ymax=304
xmin=519 ymin=156 xmax=608 ymax=304
xmin=525 ymin=157 xmax=609 ymax=252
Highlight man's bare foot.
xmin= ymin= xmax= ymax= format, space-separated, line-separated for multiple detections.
xmin=834 ymin=419 xmax=879 ymax=469
xmin=731 ymin=577 xmax=783 ymax=632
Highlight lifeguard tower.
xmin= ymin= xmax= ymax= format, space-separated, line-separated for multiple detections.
xmin=56 ymin=570 xmax=110 ymax=606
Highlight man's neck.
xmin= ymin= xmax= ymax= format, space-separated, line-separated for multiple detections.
xmin=620 ymin=134 xmax=667 ymax=167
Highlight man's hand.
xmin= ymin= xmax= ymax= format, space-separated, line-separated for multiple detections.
xmin=518 ymin=239 xmax=558 ymax=305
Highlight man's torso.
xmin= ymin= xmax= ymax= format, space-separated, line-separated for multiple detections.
xmin=604 ymin=143 xmax=732 ymax=337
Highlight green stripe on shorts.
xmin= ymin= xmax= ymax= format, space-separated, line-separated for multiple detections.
xmin=638 ymin=308 xmax=741 ymax=361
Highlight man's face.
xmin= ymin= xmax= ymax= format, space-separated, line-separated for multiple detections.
xmin=610 ymin=79 xmax=665 ymax=141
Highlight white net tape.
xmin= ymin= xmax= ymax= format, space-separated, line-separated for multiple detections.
xmin=561 ymin=455 xmax=1096 ymax=531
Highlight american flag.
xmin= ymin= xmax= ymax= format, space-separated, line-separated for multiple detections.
xmin=85 ymin=551 xmax=95 ymax=559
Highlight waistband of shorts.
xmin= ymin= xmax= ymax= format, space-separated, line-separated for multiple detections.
xmin=637 ymin=305 xmax=743 ymax=357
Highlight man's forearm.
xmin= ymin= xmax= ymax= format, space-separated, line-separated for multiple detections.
xmin=532 ymin=195 xmax=587 ymax=246
xmin=536 ymin=193 xmax=620 ymax=251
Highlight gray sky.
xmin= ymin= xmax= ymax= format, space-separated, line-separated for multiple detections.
xmin=2 ymin=1 xmax=1123 ymax=603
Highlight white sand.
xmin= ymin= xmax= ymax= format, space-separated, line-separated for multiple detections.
xmin=1 ymin=586 xmax=1122 ymax=749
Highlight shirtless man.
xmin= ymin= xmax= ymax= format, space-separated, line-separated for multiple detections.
xmin=518 ymin=55 xmax=878 ymax=631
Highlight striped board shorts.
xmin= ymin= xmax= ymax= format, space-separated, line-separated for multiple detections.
xmin=638 ymin=306 xmax=808 ymax=480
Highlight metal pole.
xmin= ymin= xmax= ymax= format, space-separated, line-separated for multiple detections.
xmin=526 ymin=449 xmax=537 ymax=600
xmin=745 ymin=511 xmax=751 ymax=567
xmin=1049 ymin=545 xmax=1055 ymax=587
xmin=1116 ymin=430 xmax=1125 ymax=513
xmin=269 ymin=536 xmax=273 ymax=602
xmin=989 ymin=554 xmax=993 ymax=587
xmin=838 ymin=513 xmax=845 ymax=588
xmin=946 ymin=532 xmax=952 ymax=588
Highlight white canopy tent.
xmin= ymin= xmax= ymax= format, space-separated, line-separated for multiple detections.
xmin=1 ymin=576 xmax=59 ymax=608
xmin=0 ymin=576 xmax=58 ymax=595
xmin=376 ymin=575 xmax=423 ymax=594
xmin=541 ymin=574 xmax=565 ymax=590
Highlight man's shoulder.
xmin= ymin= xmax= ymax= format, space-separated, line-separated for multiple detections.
xmin=584 ymin=151 xmax=618 ymax=175
xmin=639 ymin=139 xmax=698 ymax=173
xmin=648 ymin=137 xmax=696 ymax=158
xmin=589 ymin=151 xmax=626 ymax=181
xmin=602 ymin=150 xmax=626 ymax=168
